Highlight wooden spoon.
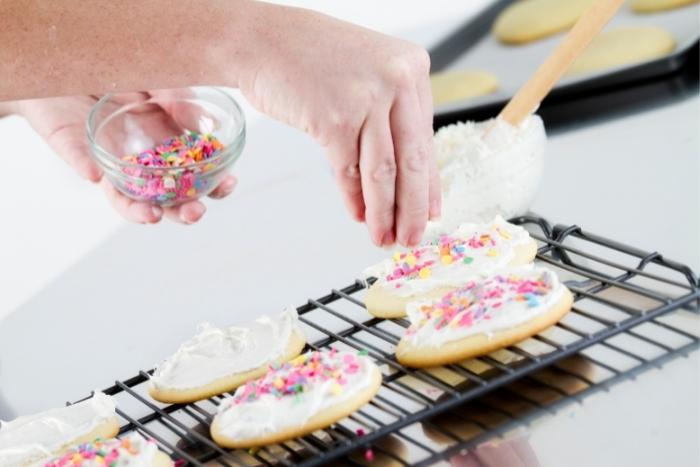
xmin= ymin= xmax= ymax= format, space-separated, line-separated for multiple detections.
xmin=498 ymin=0 xmax=626 ymax=126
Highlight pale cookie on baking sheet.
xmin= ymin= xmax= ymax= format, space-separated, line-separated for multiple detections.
xmin=493 ymin=0 xmax=595 ymax=44
xmin=364 ymin=216 xmax=538 ymax=319
xmin=566 ymin=26 xmax=676 ymax=76
xmin=430 ymin=71 xmax=499 ymax=106
xmin=149 ymin=307 xmax=306 ymax=404
xmin=0 ymin=393 xmax=119 ymax=467
xmin=211 ymin=349 xmax=382 ymax=449
xmin=631 ymin=0 xmax=698 ymax=12
xmin=42 ymin=434 xmax=173 ymax=467
xmin=396 ymin=266 xmax=573 ymax=368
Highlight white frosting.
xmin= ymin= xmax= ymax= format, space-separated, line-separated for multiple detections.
xmin=0 ymin=393 xmax=116 ymax=467
xmin=426 ymin=115 xmax=546 ymax=238
xmin=403 ymin=266 xmax=565 ymax=348
xmin=215 ymin=350 xmax=376 ymax=441
xmin=39 ymin=433 xmax=158 ymax=467
xmin=150 ymin=307 xmax=303 ymax=391
xmin=365 ymin=216 xmax=531 ymax=297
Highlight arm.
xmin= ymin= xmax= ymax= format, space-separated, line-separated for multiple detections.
xmin=1 ymin=1 xmax=440 ymax=244
xmin=0 ymin=0 xmax=256 ymax=100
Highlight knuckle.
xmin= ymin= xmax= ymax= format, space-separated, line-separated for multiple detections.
xmin=411 ymin=47 xmax=431 ymax=74
xmin=338 ymin=163 xmax=361 ymax=180
xmin=370 ymin=158 xmax=397 ymax=182
xmin=403 ymin=145 xmax=429 ymax=173
xmin=386 ymin=58 xmax=415 ymax=90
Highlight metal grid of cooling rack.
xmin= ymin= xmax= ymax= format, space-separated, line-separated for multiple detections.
xmin=78 ymin=216 xmax=699 ymax=466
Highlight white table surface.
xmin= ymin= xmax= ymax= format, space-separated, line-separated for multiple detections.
xmin=0 ymin=2 xmax=698 ymax=466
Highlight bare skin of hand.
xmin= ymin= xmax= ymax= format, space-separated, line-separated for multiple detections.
xmin=0 ymin=0 xmax=440 ymax=242
xmin=9 ymin=96 xmax=237 ymax=224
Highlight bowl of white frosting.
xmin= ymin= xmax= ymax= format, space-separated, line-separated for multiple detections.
xmin=425 ymin=114 xmax=546 ymax=238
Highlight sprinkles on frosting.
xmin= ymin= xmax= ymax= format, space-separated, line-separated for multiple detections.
xmin=227 ymin=349 xmax=369 ymax=406
xmin=120 ymin=130 xmax=225 ymax=204
xmin=384 ymin=226 xmax=514 ymax=287
xmin=43 ymin=436 xmax=155 ymax=467
xmin=407 ymin=270 xmax=556 ymax=334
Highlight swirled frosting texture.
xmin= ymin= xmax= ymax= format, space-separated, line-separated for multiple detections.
xmin=0 ymin=393 xmax=116 ymax=467
xmin=150 ymin=307 xmax=303 ymax=391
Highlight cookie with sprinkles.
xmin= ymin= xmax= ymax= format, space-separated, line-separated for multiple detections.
xmin=210 ymin=349 xmax=382 ymax=449
xmin=42 ymin=434 xmax=173 ymax=467
xmin=364 ymin=216 xmax=537 ymax=318
xmin=396 ymin=266 xmax=573 ymax=368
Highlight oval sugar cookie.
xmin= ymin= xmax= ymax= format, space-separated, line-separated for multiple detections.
xmin=430 ymin=71 xmax=499 ymax=106
xmin=631 ymin=0 xmax=698 ymax=12
xmin=211 ymin=349 xmax=382 ymax=449
xmin=149 ymin=308 xmax=306 ymax=404
xmin=566 ymin=26 xmax=676 ymax=76
xmin=396 ymin=267 xmax=573 ymax=368
xmin=493 ymin=0 xmax=595 ymax=44
xmin=43 ymin=434 xmax=173 ymax=467
xmin=0 ymin=393 xmax=119 ymax=467
xmin=364 ymin=216 xmax=538 ymax=319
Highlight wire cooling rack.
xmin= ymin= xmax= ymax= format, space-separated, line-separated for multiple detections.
xmin=77 ymin=216 xmax=700 ymax=466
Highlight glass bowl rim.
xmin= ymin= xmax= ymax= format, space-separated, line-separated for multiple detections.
xmin=86 ymin=86 xmax=246 ymax=170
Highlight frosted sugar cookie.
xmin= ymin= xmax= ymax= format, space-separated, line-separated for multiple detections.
xmin=0 ymin=393 xmax=119 ymax=467
xmin=631 ymin=0 xmax=698 ymax=12
xmin=397 ymin=267 xmax=573 ymax=368
xmin=210 ymin=349 xmax=382 ymax=449
xmin=493 ymin=0 xmax=594 ymax=44
xmin=149 ymin=307 xmax=306 ymax=404
xmin=430 ymin=71 xmax=499 ymax=106
xmin=566 ymin=26 xmax=676 ymax=76
xmin=42 ymin=434 xmax=173 ymax=467
xmin=364 ymin=216 xmax=537 ymax=319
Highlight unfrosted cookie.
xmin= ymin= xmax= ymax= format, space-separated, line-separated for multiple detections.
xmin=396 ymin=267 xmax=573 ymax=368
xmin=364 ymin=216 xmax=537 ymax=319
xmin=430 ymin=71 xmax=499 ymax=106
xmin=42 ymin=434 xmax=173 ymax=467
xmin=566 ymin=26 xmax=676 ymax=76
xmin=631 ymin=0 xmax=698 ymax=12
xmin=149 ymin=308 xmax=306 ymax=404
xmin=211 ymin=349 xmax=382 ymax=449
xmin=0 ymin=393 xmax=119 ymax=467
xmin=493 ymin=0 xmax=595 ymax=44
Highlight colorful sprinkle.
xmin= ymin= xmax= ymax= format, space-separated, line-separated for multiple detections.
xmin=227 ymin=349 xmax=368 ymax=406
xmin=407 ymin=271 xmax=556 ymax=335
xmin=119 ymin=130 xmax=225 ymax=205
xmin=43 ymin=436 xmax=155 ymax=467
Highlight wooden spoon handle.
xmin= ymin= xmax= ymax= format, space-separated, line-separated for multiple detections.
xmin=498 ymin=0 xmax=625 ymax=126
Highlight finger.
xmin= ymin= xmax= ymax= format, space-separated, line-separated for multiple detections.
xmin=100 ymin=178 xmax=163 ymax=224
xmin=391 ymin=89 xmax=430 ymax=246
xmin=416 ymin=77 xmax=442 ymax=221
xmin=164 ymin=201 xmax=207 ymax=224
xmin=474 ymin=441 xmax=530 ymax=467
xmin=449 ymin=452 xmax=484 ymax=467
xmin=359 ymin=110 xmax=397 ymax=247
xmin=208 ymin=174 xmax=238 ymax=199
xmin=326 ymin=138 xmax=365 ymax=222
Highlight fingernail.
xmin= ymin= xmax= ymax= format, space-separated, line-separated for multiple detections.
xmin=182 ymin=203 xmax=206 ymax=224
xmin=381 ymin=231 xmax=395 ymax=246
xmin=429 ymin=199 xmax=442 ymax=221
xmin=408 ymin=231 xmax=423 ymax=247
xmin=151 ymin=206 xmax=163 ymax=220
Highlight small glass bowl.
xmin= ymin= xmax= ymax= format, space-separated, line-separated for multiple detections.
xmin=87 ymin=87 xmax=245 ymax=206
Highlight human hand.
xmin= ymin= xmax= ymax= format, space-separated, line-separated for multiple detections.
xmin=14 ymin=92 xmax=236 ymax=224
xmin=237 ymin=4 xmax=440 ymax=247
xmin=450 ymin=438 xmax=540 ymax=467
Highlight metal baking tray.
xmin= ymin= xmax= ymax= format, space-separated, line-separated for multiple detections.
xmin=68 ymin=216 xmax=700 ymax=466
xmin=430 ymin=0 xmax=700 ymax=131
